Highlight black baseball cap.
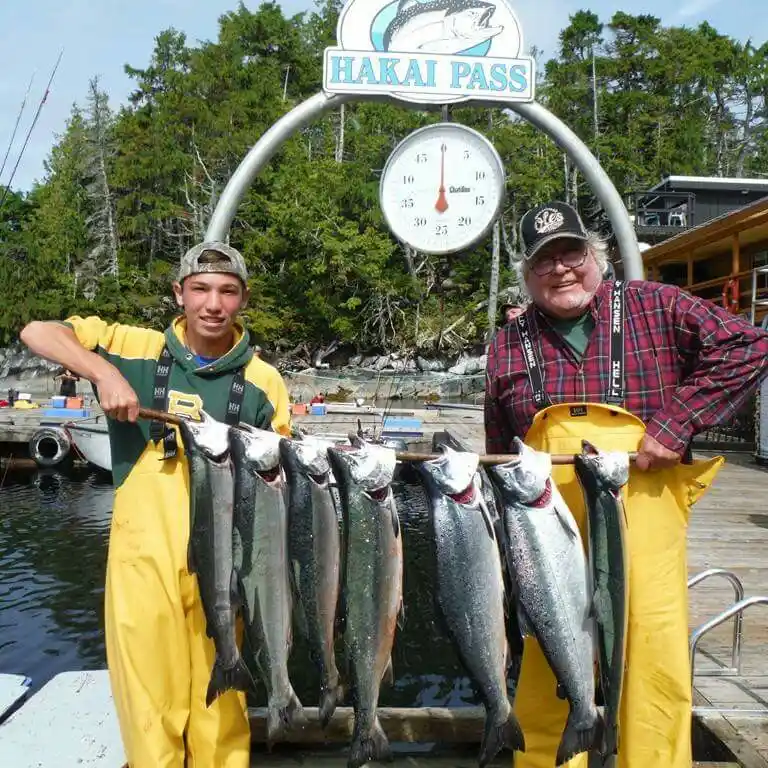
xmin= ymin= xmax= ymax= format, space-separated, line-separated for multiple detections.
xmin=519 ymin=201 xmax=589 ymax=262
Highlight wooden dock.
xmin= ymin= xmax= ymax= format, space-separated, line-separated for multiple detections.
xmin=685 ymin=452 xmax=768 ymax=768
xmin=0 ymin=402 xmax=485 ymax=460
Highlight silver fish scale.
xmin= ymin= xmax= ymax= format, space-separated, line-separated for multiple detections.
xmin=504 ymin=497 xmax=596 ymax=728
xmin=251 ymin=478 xmax=294 ymax=694
xmin=343 ymin=489 xmax=402 ymax=735
xmin=432 ymin=494 xmax=509 ymax=721
xmin=283 ymin=435 xmax=342 ymax=721
xmin=188 ymin=448 xmax=240 ymax=668
xmin=231 ymin=427 xmax=300 ymax=737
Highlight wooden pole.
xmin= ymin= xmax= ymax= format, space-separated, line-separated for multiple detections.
xmin=136 ymin=408 xmax=636 ymax=467
xmin=138 ymin=406 xmax=183 ymax=426
xmin=396 ymin=451 xmax=637 ymax=466
xmin=248 ymin=705 xmax=487 ymax=745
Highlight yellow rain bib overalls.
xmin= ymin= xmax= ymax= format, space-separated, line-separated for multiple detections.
xmin=513 ymin=402 xmax=721 ymax=768
xmin=503 ymin=283 xmax=723 ymax=768
xmin=63 ymin=315 xmax=293 ymax=768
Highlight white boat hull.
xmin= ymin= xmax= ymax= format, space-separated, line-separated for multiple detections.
xmin=66 ymin=423 xmax=111 ymax=472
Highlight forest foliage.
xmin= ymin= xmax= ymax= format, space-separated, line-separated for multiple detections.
xmin=1 ymin=1 xmax=766 ymax=357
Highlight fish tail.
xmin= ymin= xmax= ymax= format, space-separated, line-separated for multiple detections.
xmin=205 ymin=656 xmax=254 ymax=708
xmin=479 ymin=703 xmax=526 ymax=767
xmin=601 ymin=722 xmax=619 ymax=760
xmin=348 ymin=716 xmax=392 ymax=768
xmin=556 ymin=708 xmax=603 ymax=766
xmin=319 ymin=681 xmax=344 ymax=729
xmin=267 ymin=687 xmax=305 ymax=744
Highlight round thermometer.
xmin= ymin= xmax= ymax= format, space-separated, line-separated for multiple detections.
xmin=379 ymin=123 xmax=506 ymax=255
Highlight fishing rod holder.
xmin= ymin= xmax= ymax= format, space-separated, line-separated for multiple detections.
xmin=689 ymin=594 xmax=768 ymax=717
xmin=687 ymin=568 xmax=745 ymax=677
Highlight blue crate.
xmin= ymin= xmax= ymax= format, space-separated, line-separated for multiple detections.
xmin=381 ymin=416 xmax=423 ymax=438
xmin=41 ymin=408 xmax=91 ymax=418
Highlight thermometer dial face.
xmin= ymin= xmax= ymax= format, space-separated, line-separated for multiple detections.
xmin=380 ymin=123 xmax=506 ymax=255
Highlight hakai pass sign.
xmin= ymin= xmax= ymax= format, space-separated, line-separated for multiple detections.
xmin=322 ymin=0 xmax=535 ymax=105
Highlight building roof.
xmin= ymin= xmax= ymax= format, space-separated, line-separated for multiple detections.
xmin=649 ymin=175 xmax=768 ymax=193
xmin=642 ymin=195 xmax=768 ymax=266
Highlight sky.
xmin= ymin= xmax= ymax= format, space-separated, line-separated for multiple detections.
xmin=0 ymin=0 xmax=761 ymax=192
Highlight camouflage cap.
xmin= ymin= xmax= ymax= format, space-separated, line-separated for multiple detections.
xmin=177 ymin=241 xmax=248 ymax=285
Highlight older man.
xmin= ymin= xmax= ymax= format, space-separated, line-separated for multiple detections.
xmin=485 ymin=201 xmax=768 ymax=768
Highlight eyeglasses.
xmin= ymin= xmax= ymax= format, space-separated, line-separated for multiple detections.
xmin=531 ymin=246 xmax=587 ymax=277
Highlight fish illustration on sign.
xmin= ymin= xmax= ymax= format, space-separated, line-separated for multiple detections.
xmin=381 ymin=0 xmax=505 ymax=55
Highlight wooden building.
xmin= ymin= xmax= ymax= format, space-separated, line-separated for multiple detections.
xmin=632 ymin=176 xmax=768 ymax=247
xmin=640 ymin=194 xmax=768 ymax=323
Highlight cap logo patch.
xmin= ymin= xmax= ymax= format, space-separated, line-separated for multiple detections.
xmin=533 ymin=208 xmax=565 ymax=234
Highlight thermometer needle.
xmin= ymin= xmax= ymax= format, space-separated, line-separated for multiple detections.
xmin=435 ymin=144 xmax=449 ymax=213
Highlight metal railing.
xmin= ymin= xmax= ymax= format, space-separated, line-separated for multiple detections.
xmin=632 ymin=191 xmax=695 ymax=228
xmin=750 ymin=266 xmax=768 ymax=325
xmin=688 ymin=569 xmax=745 ymax=676
xmin=689 ymin=586 xmax=768 ymax=716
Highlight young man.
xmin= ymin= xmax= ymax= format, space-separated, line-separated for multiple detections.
xmin=485 ymin=201 xmax=768 ymax=768
xmin=20 ymin=241 xmax=292 ymax=768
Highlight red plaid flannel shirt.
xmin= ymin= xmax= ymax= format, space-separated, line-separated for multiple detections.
xmin=484 ymin=280 xmax=768 ymax=455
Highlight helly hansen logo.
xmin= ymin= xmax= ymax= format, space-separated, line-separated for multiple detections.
xmin=154 ymin=386 xmax=166 ymax=398
xmin=610 ymin=360 xmax=622 ymax=396
xmin=231 ymin=381 xmax=245 ymax=396
xmin=519 ymin=317 xmax=538 ymax=371
xmin=611 ymin=286 xmax=623 ymax=333
xmin=228 ymin=402 xmax=239 ymax=414
xmin=570 ymin=406 xmax=587 ymax=417
xmin=156 ymin=364 xmax=170 ymax=377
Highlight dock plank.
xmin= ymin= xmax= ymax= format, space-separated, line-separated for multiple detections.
xmin=687 ymin=453 xmax=768 ymax=764
xmin=0 ymin=670 xmax=124 ymax=767
xmin=0 ymin=674 xmax=29 ymax=721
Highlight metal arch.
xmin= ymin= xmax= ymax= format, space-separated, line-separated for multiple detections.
xmin=687 ymin=568 xmax=745 ymax=675
xmin=206 ymin=91 xmax=353 ymax=242
xmin=205 ymin=91 xmax=644 ymax=281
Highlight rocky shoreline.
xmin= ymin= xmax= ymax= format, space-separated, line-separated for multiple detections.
xmin=0 ymin=343 xmax=488 ymax=403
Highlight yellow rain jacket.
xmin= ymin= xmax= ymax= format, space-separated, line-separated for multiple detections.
xmin=513 ymin=402 xmax=721 ymax=768
xmin=62 ymin=314 xmax=292 ymax=768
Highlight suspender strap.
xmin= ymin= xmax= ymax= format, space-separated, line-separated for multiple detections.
xmin=515 ymin=313 xmax=552 ymax=410
xmin=515 ymin=281 xmax=626 ymax=411
xmin=150 ymin=346 xmax=177 ymax=459
xmin=225 ymin=368 xmax=246 ymax=426
xmin=150 ymin=346 xmax=248 ymax=459
xmin=605 ymin=280 xmax=626 ymax=406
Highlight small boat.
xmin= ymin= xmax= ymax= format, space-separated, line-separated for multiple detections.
xmin=65 ymin=420 xmax=111 ymax=472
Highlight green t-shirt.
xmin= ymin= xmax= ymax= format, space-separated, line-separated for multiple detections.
xmin=548 ymin=312 xmax=596 ymax=360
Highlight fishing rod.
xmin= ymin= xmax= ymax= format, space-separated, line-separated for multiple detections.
xmin=0 ymin=49 xmax=64 ymax=213
xmin=0 ymin=71 xmax=36 ymax=186
xmin=137 ymin=407 xmax=638 ymax=466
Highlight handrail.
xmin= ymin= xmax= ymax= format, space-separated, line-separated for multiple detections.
xmin=690 ymin=596 xmax=768 ymax=689
xmin=687 ymin=569 xmax=745 ymax=674
xmin=686 ymin=269 xmax=752 ymax=293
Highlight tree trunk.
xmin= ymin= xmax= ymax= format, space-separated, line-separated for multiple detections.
xmin=335 ymin=104 xmax=345 ymax=164
xmin=486 ymin=220 xmax=501 ymax=343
